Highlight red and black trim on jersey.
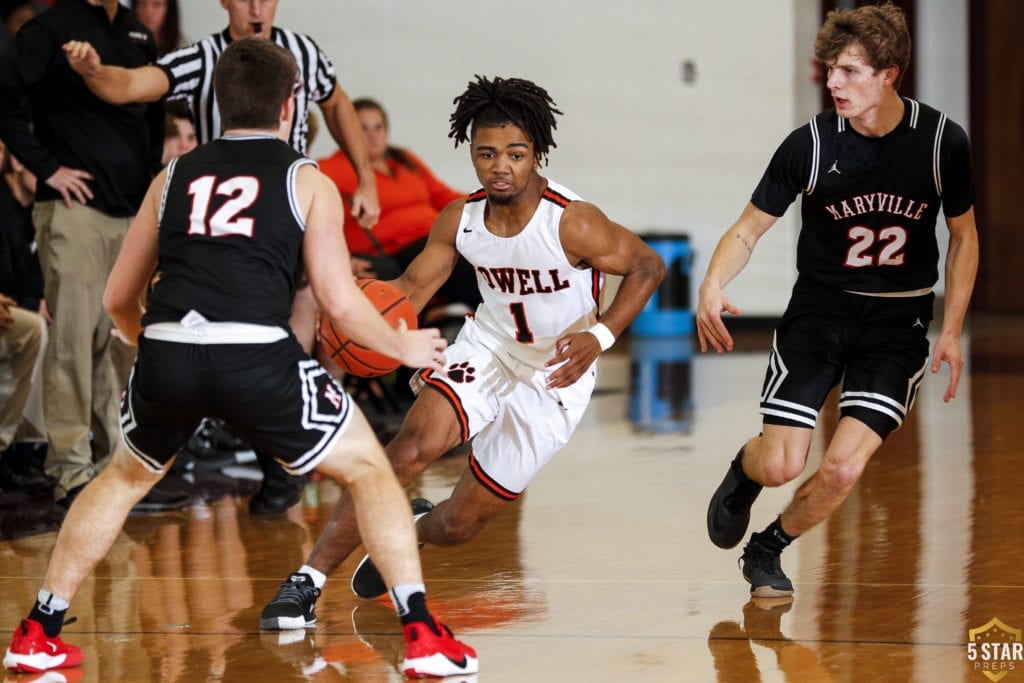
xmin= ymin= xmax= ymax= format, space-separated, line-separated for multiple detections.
xmin=466 ymin=186 xmax=570 ymax=207
xmin=543 ymin=185 xmax=602 ymax=313
xmin=469 ymin=453 xmax=521 ymax=501
xmin=419 ymin=368 xmax=471 ymax=443
xmin=542 ymin=186 xmax=571 ymax=208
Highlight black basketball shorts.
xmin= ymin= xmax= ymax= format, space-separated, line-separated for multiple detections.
xmin=759 ymin=280 xmax=934 ymax=440
xmin=120 ymin=336 xmax=353 ymax=475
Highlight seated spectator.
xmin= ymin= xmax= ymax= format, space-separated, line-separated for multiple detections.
xmin=132 ymin=0 xmax=184 ymax=58
xmin=161 ymin=99 xmax=196 ymax=165
xmin=318 ymin=98 xmax=480 ymax=319
xmin=0 ymin=294 xmax=47 ymax=494
xmin=0 ymin=138 xmax=48 ymax=494
xmin=0 ymin=0 xmax=45 ymax=56
xmin=0 ymin=138 xmax=38 ymax=309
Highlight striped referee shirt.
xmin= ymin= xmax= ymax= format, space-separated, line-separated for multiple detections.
xmin=156 ymin=27 xmax=337 ymax=155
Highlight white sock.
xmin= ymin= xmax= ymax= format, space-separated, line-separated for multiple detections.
xmin=298 ymin=565 xmax=327 ymax=590
xmin=37 ymin=589 xmax=70 ymax=613
xmin=389 ymin=583 xmax=426 ymax=617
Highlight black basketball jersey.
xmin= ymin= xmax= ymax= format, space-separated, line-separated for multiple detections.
xmin=751 ymin=98 xmax=974 ymax=293
xmin=142 ymin=135 xmax=314 ymax=328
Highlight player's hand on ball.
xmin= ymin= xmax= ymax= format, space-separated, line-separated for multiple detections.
xmin=397 ymin=319 xmax=447 ymax=372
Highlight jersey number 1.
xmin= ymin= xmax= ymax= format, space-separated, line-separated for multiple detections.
xmin=508 ymin=302 xmax=534 ymax=343
xmin=187 ymin=175 xmax=260 ymax=237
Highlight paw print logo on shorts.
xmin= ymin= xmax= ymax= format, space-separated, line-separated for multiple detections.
xmin=447 ymin=361 xmax=476 ymax=384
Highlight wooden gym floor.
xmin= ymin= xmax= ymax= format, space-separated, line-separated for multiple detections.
xmin=1 ymin=313 xmax=1021 ymax=682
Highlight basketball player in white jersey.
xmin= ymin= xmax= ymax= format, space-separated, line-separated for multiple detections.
xmin=259 ymin=75 xmax=665 ymax=631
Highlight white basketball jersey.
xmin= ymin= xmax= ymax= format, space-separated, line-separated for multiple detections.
xmin=456 ymin=179 xmax=604 ymax=368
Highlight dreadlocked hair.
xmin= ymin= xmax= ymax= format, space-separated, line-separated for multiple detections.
xmin=448 ymin=75 xmax=562 ymax=165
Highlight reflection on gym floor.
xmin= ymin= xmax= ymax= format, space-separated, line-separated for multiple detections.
xmin=1 ymin=314 xmax=1022 ymax=682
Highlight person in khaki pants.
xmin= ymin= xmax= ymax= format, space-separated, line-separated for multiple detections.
xmin=0 ymin=0 xmax=185 ymax=511
xmin=31 ymin=201 xmax=133 ymax=503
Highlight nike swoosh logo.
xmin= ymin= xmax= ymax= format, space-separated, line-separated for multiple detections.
xmin=462 ymin=227 xmax=473 ymax=233
xmin=446 ymin=654 xmax=468 ymax=668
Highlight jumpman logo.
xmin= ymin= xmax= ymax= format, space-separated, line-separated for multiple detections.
xmin=828 ymin=160 xmax=841 ymax=174
xmin=913 ymin=318 xmax=925 ymax=328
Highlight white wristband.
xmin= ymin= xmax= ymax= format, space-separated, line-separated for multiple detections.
xmin=588 ymin=322 xmax=616 ymax=352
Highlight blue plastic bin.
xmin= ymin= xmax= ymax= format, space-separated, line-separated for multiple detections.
xmin=631 ymin=233 xmax=694 ymax=336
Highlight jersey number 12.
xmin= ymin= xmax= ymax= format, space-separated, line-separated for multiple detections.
xmin=187 ymin=175 xmax=259 ymax=238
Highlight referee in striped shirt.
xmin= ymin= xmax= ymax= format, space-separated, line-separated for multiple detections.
xmin=62 ymin=0 xmax=380 ymax=228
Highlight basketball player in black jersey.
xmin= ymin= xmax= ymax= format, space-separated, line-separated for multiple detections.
xmin=63 ymin=0 xmax=383 ymax=517
xmin=700 ymin=3 xmax=978 ymax=598
xmin=3 ymin=39 xmax=476 ymax=679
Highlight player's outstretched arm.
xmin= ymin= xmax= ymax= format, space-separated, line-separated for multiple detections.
xmin=391 ymin=200 xmax=465 ymax=313
xmin=931 ymin=207 xmax=979 ymax=402
xmin=544 ymin=201 xmax=666 ymax=389
xmin=301 ymin=166 xmax=445 ymax=371
xmin=696 ymin=202 xmax=777 ymax=354
xmin=103 ymin=171 xmax=165 ymax=345
xmin=63 ymin=40 xmax=169 ymax=104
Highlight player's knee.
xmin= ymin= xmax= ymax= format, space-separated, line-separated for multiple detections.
xmin=818 ymin=457 xmax=864 ymax=494
xmin=754 ymin=439 xmax=805 ymax=486
xmin=108 ymin=451 xmax=164 ymax=496
xmin=386 ymin=438 xmax=431 ymax=484
xmin=759 ymin=460 xmax=798 ymax=487
xmin=439 ymin=510 xmax=485 ymax=545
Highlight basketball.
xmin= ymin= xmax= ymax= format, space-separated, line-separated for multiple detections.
xmin=317 ymin=279 xmax=418 ymax=378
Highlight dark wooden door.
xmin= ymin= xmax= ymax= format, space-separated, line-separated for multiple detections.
xmin=970 ymin=0 xmax=1024 ymax=313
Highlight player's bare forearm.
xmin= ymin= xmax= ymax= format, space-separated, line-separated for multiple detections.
xmin=940 ymin=209 xmax=979 ymax=338
xmin=696 ymin=203 xmax=779 ymax=353
xmin=702 ymin=202 xmax=778 ymax=291
xmin=321 ymin=87 xmax=379 ymax=227
xmin=393 ymin=204 xmax=463 ymax=312
xmin=64 ymin=42 xmax=166 ymax=104
xmin=543 ymin=247 xmax=663 ymax=389
xmin=598 ymin=257 xmax=665 ymax=339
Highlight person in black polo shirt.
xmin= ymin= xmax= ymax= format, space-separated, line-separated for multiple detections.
xmin=0 ymin=0 xmax=185 ymax=512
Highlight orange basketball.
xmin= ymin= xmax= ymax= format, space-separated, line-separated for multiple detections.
xmin=317 ymin=279 xmax=418 ymax=378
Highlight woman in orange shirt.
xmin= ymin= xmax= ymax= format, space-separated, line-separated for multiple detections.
xmin=318 ymin=98 xmax=480 ymax=312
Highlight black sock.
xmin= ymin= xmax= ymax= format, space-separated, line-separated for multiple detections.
xmin=29 ymin=601 xmax=66 ymax=638
xmin=398 ymin=591 xmax=434 ymax=628
xmin=756 ymin=518 xmax=796 ymax=553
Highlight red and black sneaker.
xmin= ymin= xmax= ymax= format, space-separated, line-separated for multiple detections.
xmin=3 ymin=619 xmax=83 ymax=673
xmin=401 ymin=617 xmax=477 ymax=679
